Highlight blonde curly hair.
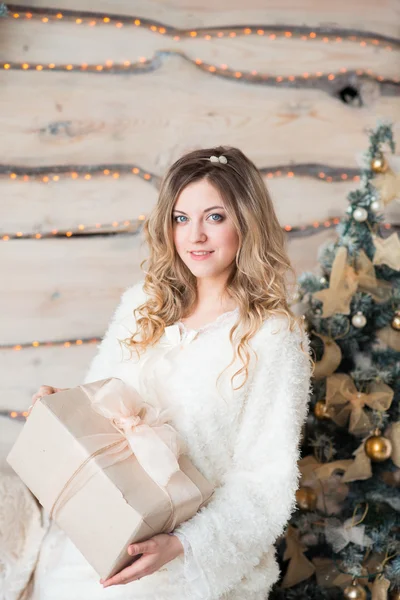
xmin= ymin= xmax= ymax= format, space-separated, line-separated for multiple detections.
xmin=121 ymin=145 xmax=315 ymax=392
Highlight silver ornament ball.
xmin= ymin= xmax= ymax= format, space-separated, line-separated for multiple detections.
xmin=352 ymin=311 xmax=367 ymax=328
xmin=370 ymin=200 xmax=381 ymax=213
xmin=353 ymin=207 xmax=368 ymax=222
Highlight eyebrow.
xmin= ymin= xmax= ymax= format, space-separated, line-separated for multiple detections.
xmin=172 ymin=205 xmax=225 ymax=215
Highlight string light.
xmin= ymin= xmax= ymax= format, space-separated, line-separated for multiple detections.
xmin=0 ymin=163 xmax=360 ymax=183
xmin=1 ymin=165 xmax=157 ymax=184
xmin=1 ymin=409 xmax=30 ymax=421
xmin=2 ymin=57 xmax=398 ymax=87
xmin=6 ymin=7 xmax=399 ymax=50
xmin=1 ymin=337 xmax=101 ymax=351
xmin=1 ymin=217 xmax=145 ymax=241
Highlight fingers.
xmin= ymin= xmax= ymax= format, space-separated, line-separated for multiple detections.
xmin=128 ymin=539 xmax=157 ymax=556
xmin=100 ymin=550 xmax=156 ymax=587
xmin=101 ymin=563 xmax=150 ymax=587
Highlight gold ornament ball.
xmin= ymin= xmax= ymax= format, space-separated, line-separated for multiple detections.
xmin=295 ymin=486 xmax=317 ymax=511
xmin=391 ymin=310 xmax=400 ymax=331
xmin=314 ymin=400 xmax=330 ymax=420
xmin=343 ymin=581 xmax=367 ymax=600
xmin=371 ymin=155 xmax=388 ymax=173
xmin=365 ymin=434 xmax=392 ymax=462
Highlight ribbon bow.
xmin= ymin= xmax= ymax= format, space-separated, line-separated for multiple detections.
xmin=325 ymin=373 xmax=394 ymax=436
xmin=325 ymin=516 xmax=373 ymax=553
xmin=89 ymin=378 xmax=183 ymax=487
xmin=355 ymin=249 xmax=393 ymax=302
xmin=312 ymin=553 xmax=387 ymax=592
xmin=312 ymin=421 xmax=399 ymax=484
xmin=312 ymin=246 xmax=392 ymax=318
xmin=49 ymin=378 xmax=204 ymax=528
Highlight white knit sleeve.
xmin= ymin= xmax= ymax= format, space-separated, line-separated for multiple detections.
xmin=172 ymin=319 xmax=313 ymax=600
xmin=172 ymin=531 xmax=212 ymax=598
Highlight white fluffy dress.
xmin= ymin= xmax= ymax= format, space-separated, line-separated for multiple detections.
xmin=29 ymin=280 xmax=312 ymax=600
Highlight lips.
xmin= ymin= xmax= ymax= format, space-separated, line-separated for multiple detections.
xmin=189 ymin=251 xmax=214 ymax=260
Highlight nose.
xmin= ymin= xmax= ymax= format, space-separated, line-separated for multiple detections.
xmin=188 ymin=220 xmax=207 ymax=244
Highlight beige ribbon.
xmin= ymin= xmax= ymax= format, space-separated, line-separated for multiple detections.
xmin=385 ymin=421 xmax=400 ymax=467
xmin=312 ymin=247 xmax=358 ymax=317
xmin=373 ymin=166 xmax=400 ymax=206
xmin=368 ymin=575 xmax=391 ymax=600
xmin=298 ymin=455 xmax=350 ymax=515
xmin=312 ymin=552 xmax=386 ymax=590
xmin=312 ymin=332 xmax=342 ymax=380
xmin=49 ymin=378 xmax=204 ymax=531
xmin=312 ymin=246 xmax=392 ymax=318
xmin=281 ymin=525 xmax=315 ymax=588
xmin=355 ymin=249 xmax=393 ymax=303
xmin=325 ymin=373 xmax=394 ymax=436
xmin=315 ymin=421 xmax=399 ymax=484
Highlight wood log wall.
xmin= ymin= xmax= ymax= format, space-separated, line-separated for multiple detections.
xmin=0 ymin=0 xmax=399 ymax=469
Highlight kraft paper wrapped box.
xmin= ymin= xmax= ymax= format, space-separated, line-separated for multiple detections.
xmin=6 ymin=377 xmax=215 ymax=579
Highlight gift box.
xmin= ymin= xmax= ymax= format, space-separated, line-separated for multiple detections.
xmin=6 ymin=377 xmax=214 ymax=579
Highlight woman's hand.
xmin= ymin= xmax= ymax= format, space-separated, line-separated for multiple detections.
xmin=28 ymin=385 xmax=69 ymax=416
xmin=100 ymin=533 xmax=184 ymax=588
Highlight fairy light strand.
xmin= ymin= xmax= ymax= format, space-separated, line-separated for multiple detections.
xmin=0 ymin=163 xmax=361 ymax=183
xmin=0 ymin=164 xmax=159 ymax=183
xmin=2 ymin=218 xmax=145 ymax=241
xmin=2 ymin=56 xmax=399 ymax=89
xmin=1 ymin=336 xmax=101 ymax=352
xmin=6 ymin=6 xmax=400 ymax=49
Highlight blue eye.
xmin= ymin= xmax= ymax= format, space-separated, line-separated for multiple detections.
xmin=173 ymin=213 xmax=224 ymax=223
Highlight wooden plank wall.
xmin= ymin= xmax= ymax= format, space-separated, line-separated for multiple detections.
xmin=0 ymin=0 xmax=399 ymax=469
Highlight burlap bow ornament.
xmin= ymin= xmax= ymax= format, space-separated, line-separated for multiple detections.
xmin=312 ymin=332 xmax=343 ymax=380
xmin=281 ymin=525 xmax=316 ymax=588
xmin=325 ymin=516 xmax=373 ymax=553
xmin=367 ymin=574 xmax=391 ymax=600
xmin=325 ymin=373 xmax=394 ymax=436
xmin=355 ymin=249 xmax=393 ymax=302
xmin=299 ymin=455 xmax=350 ymax=515
xmin=313 ymin=421 xmax=399 ymax=484
xmin=312 ymin=552 xmax=388 ymax=594
xmin=312 ymin=246 xmax=392 ymax=318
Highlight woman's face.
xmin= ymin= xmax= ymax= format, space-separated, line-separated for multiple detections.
xmin=172 ymin=179 xmax=239 ymax=280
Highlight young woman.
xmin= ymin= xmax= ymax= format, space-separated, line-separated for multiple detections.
xmin=29 ymin=146 xmax=314 ymax=600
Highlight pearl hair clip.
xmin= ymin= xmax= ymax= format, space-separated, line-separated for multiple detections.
xmin=209 ymin=155 xmax=228 ymax=164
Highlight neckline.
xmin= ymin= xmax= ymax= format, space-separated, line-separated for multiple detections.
xmin=176 ymin=307 xmax=239 ymax=335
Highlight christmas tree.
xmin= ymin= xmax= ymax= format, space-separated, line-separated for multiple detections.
xmin=270 ymin=123 xmax=400 ymax=600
